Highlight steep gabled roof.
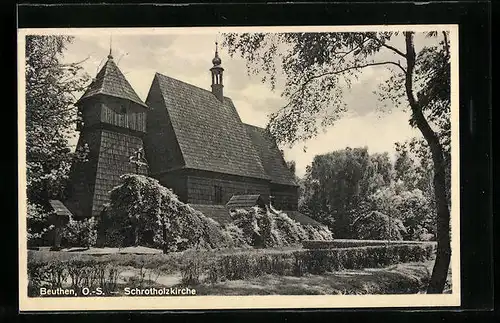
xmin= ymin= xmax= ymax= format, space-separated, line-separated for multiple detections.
xmin=244 ymin=124 xmax=298 ymax=186
xmin=77 ymin=56 xmax=147 ymax=108
xmin=154 ymin=73 xmax=269 ymax=180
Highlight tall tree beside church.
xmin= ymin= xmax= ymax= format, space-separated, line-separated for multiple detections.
xmin=223 ymin=31 xmax=451 ymax=293
xmin=300 ymin=147 xmax=392 ymax=237
xmin=25 ymin=35 xmax=90 ymax=205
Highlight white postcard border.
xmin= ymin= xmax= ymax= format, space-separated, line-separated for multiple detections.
xmin=18 ymin=24 xmax=461 ymax=311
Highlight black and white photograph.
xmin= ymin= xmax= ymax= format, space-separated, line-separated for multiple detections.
xmin=18 ymin=26 xmax=460 ymax=311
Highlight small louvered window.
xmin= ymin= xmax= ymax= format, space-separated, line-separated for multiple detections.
xmin=214 ymin=185 xmax=223 ymax=204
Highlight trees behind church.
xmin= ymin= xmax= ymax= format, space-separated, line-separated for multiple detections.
xmin=223 ymin=31 xmax=451 ymax=293
xmin=298 ymin=146 xmax=437 ymax=242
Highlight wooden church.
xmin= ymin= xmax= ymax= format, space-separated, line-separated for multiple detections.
xmin=63 ymin=44 xmax=319 ymax=227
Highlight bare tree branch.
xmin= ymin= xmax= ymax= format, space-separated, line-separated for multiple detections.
xmin=60 ymin=56 xmax=91 ymax=67
xmin=291 ymin=60 xmax=406 ymax=100
xmin=288 ymin=38 xmax=371 ymax=87
xmin=366 ymin=35 xmax=407 ymax=58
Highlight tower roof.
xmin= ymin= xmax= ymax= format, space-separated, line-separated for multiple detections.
xmin=77 ymin=56 xmax=147 ymax=108
xmin=211 ymin=42 xmax=222 ymax=67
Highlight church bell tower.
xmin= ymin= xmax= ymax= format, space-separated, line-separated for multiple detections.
xmin=210 ymin=42 xmax=224 ymax=102
xmin=65 ymin=48 xmax=149 ymax=218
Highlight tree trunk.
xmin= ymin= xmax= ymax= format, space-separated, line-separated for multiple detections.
xmin=162 ymin=220 xmax=168 ymax=254
xmin=134 ymin=225 xmax=139 ymax=246
xmin=404 ymin=32 xmax=451 ymax=293
xmin=426 ymin=144 xmax=451 ymax=293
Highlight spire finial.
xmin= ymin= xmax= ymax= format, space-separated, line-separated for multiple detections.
xmin=108 ymin=35 xmax=113 ymax=59
xmin=212 ymin=39 xmax=221 ymax=66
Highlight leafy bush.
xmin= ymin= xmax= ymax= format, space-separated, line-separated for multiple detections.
xmin=61 ymin=216 xmax=97 ymax=248
xmin=102 ymin=174 xmax=234 ymax=251
xmin=229 ymin=207 xmax=332 ymax=248
xmin=179 ymin=250 xmax=214 ymax=285
xmin=229 ymin=207 xmax=263 ymax=247
xmin=223 ymin=223 xmax=249 ymax=248
xmin=351 ymin=211 xmax=406 ymax=241
xmin=302 ymin=224 xmax=334 ymax=241
xmin=27 ymin=253 xmax=120 ymax=296
xmin=272 ymin=211 xmax=308 ymax=245
xmin=368 ymin=185 xmax=436 ymax=241
xmin=28 ymin=250 xmax=185 ymax=274
xmin=27 ymin=250 xmax=188 ymax=296
xmin=27 ymin=202 xmax=55 ymax=247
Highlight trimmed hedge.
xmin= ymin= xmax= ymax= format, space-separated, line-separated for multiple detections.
xmin=27 ymin=243 xmax=436 ymax=295
xmin=302 ymin=239 xmax=435 ymax=249
xmin=182 ymin=243 xmax=436 ymax=284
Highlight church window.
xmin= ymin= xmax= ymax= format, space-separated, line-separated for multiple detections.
xmin=214 ymin=185 xmax=223 ymax=204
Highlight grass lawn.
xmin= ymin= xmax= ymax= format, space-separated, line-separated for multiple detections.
xmin=176 ymin=260 xmax=450 ymax=295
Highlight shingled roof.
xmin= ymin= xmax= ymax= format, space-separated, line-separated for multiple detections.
xmin=49 ymin=200 xmax=73 ymax=218
xmin=226 ymin=194 xmax=265 ymax=209
xmin=77 ymin=55 xmax=147 ymax=108
xmin=154 ymin=73 xmax=269 ymax=180
xmin=244 ymin=124 xmax=298 ymax=186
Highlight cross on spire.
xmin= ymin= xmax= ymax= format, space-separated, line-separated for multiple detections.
xmin=108 ymin=35 xmax=113 ymax=59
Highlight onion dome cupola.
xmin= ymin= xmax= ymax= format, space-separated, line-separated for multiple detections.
xmin=210 ymin=42 xmax=224 ymax=102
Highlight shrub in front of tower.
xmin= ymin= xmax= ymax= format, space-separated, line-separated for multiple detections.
xmin=60 ymin=215 xmax=98 ymax=248
xmin=103 ymin=174 xmax=234 ymax=252
xmin=222 ymin=223 xmax=249 ymax=248
xmin=229 ymin=207 xmax=264 ymax=247
xmin=272 ymin=211 xmax=309 ymax=245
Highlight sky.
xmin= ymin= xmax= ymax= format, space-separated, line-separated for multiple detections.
xmin=60 ymin=30 xmax=429 ymax=178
